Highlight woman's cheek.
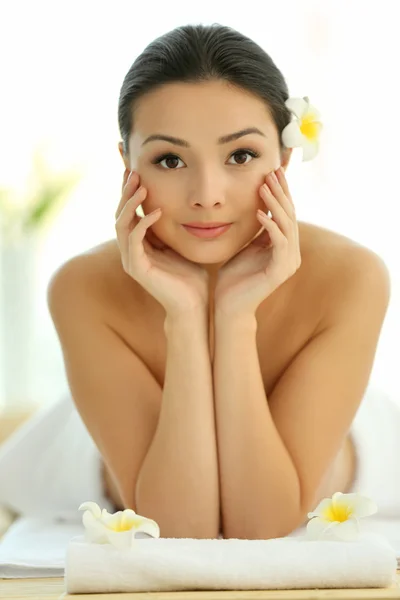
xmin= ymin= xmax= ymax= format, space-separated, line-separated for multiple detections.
xmin=141 ymin=184 xmax=164 ymax=216
xmin=140 ymin=190 xmax=150 ymax=214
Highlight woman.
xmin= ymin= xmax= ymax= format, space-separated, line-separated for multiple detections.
xmin=47 ymin=23 xmax=391 ymax=540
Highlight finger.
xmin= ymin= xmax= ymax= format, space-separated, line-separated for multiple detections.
xmin=122 ymin=168 xmax=130 ymax=191
xmin=115 ymin=171 xmax=140 ymax=220
xmin=128 ymin=208 xmax=162 ymax=261
xmin=261 ymin=184 xmax=297 ymax=241
xmin=120 ymin=169 xmax=137 ymax=194
xmin=276 ymin=167 xmax=294 ymax=205
xmin=116 ymin=186 xmax=147 ymax=233
xmin=266 ymin=172 xmax=294 ymax=217
xmin=115 ymin=187 xmax=147 ymax=260
xmin=257 ymin=210 xmax=288 ymax=249
xmin=261 ymin=182 xmax=285 ymax=217
xmin=116 ymin=170 xmax=139 ymax=218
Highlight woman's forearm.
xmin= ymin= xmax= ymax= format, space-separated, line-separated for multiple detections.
xmin=213 ymin=314 xmax=301 ymax=540
xmin=135 ymin=309 xmax=220 ymax=539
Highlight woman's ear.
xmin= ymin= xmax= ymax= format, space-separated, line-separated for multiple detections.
xmin=118 ymin=142 xmax=130 ymax=170
xmin=281 ymin=147 xmax=292 ymax=172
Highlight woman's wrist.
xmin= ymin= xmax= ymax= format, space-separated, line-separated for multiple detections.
xmin=164 ymin=305 xmax=209 ymax=336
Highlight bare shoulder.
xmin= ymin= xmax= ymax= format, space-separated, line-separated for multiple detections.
xmin=298 ymin=221 xmax=391 ymax=326
xmin=299 ymin=220 xmax=388 ymax=269
xmin=47 ymin=238 xmax=140 ymax=322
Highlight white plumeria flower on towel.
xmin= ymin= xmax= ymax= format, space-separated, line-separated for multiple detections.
xmin=79 ymin=501 xmax=160 ymax=550
xmin=282 ymin=96 xmax=323 ymax=161
xmin=305 ymin=492 xmax=377 ymax=542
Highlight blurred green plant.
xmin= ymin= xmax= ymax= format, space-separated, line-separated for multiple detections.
xmin=0 ymin=148 xmax=82 ymax=244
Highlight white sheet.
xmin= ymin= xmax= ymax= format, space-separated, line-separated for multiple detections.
xmin=0 ymin=394 xmax=114 ymax=520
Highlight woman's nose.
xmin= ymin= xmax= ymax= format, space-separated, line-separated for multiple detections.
xmin=190 ymin=174 xmax=226 ymax=207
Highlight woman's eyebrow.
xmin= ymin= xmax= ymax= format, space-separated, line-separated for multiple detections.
xmin=141 ymin=127 xmax=267 ymax=147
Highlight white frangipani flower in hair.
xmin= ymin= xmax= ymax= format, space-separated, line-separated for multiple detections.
xmin=281 ymin=96 xmax=323 ymax=162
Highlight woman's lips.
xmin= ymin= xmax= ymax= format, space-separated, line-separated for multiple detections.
xmin=182 ymin=224 xmax=232 ymax=238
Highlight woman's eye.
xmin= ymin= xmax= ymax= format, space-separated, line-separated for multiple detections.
xmin=227 ymin=150 xmax=259 ymax=165
xmin=152 ymin=148 xmax=260 ymax=170
xmin=153 ymin=154 xmax=185 ymax=170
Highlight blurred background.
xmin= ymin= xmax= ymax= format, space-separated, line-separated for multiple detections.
xmin=0 ymin=0 xmax=399 ymax=414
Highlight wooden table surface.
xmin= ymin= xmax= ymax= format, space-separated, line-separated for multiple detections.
xmin=0 ymin=573 xmax=399 ymax=600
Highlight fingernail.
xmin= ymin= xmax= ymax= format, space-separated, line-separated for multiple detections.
xmin=127 ymin=171 xmax=133 ymax=181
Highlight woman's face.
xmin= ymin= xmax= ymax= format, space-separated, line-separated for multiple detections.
xmin=120 ymin=79 xmax=288 ymax=274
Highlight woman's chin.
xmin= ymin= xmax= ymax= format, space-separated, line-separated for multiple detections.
xmin=184 ymin=253 xmax=231 ymax=265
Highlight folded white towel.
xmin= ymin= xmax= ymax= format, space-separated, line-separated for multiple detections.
xmin=1 ymin=514 xmax=400 ymax=582
xmin=64 ymin=534 xmax=397 ymax=593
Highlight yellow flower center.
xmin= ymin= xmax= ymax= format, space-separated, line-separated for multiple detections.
xmin=107 ymin=517 xmax=144 ymax=532
xmin=322 ymin=502 xmax=352 ymax=523
xmin=300 ymin=115 xmax=320 ymax=140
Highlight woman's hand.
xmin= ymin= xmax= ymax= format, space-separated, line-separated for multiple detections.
xmin=115 ymin=170 xmax=210 ymax=319
xmin=214 ymin=167 xmax=301 ymax=318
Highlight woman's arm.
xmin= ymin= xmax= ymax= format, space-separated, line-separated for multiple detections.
xmin=212 ymin=314 xmax=300 ymax=541
xmin=136 ymin=309 xmax=220 ymax=539
xmin=213 ymin=251 xmax=391 ymax=541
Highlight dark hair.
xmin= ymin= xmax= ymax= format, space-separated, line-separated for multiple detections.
xmin=118 ymin=23 xmax=292 ymax=157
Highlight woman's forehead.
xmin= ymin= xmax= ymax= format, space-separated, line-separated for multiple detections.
xmin=131 ymin=82 xmax=277 ymax=147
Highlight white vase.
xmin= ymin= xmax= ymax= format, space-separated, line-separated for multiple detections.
xmin=0 ymin=233 xmax=38 ymax=409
